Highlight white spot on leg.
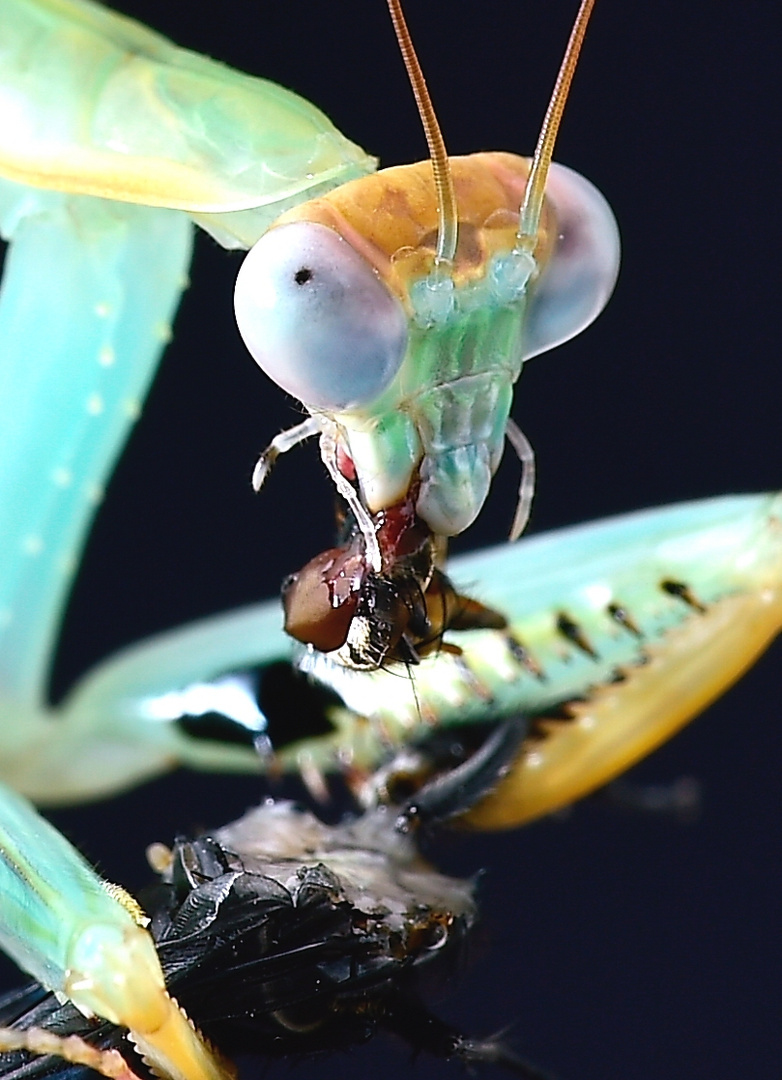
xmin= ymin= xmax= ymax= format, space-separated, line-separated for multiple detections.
xmin=98 ymin=346 xmax=115 ymax=367
xmin=580 ymin=582 xmax=613 ymax=607
xmin=155 ymin=322 xmax=173 ymax=344
xmin=123 ymin=398 xmax=142 ymax=421
xmin=86 ymin=393 xmax=104 ymax=416
xmin=94 ymin=302 xmax=112 ymax=318
xmin=21 ymin=535 xmax=44 ymax=556
xmin=52 ymin=467 xmax=72 ymax=487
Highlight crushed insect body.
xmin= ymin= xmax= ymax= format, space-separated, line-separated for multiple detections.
xmin=0 ymin=768 xmax=549 ymax=1080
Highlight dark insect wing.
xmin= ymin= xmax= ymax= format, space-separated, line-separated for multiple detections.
xmin=153 ymin=862 xmax=381 ymax=1050
xmin=0 ymin=827 xmax=469 ymax=1077
xmin=0 ymin=729 xmax=542 ymax=1080
xmin=0 ymin=988 xmax=114 ymax=1080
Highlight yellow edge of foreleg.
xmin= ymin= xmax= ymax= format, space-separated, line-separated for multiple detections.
xmin=464 ymin=587 xmax=782 ymax=829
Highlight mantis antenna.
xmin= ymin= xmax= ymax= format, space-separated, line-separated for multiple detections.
xmin=517 ymin=0 xmax=597 ymax=251
xmin=386 ymin=0 xmax=458 ymax=269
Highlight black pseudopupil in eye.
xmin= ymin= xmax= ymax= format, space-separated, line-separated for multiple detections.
xmin=294 ymin=267 xmax=313 ymax=285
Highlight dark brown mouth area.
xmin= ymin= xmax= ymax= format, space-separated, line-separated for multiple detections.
xmin=281 ymin=491 xmax=506 ymax=668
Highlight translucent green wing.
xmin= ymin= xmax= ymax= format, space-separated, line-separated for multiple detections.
xmin=0 ymin=0 xmax=375 ymax=247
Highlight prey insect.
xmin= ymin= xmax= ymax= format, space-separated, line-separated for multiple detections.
xmin=0 ymin=735 xmax=552 ymax=1080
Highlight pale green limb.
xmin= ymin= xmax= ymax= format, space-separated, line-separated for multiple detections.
xmin=300 ymin=491 xmax=782 ymax=761
xmin=0 ymin=780 xmax=149 ymax=997
xmin=0 ymin=0 xmax=376 ymax=804
xmin=0 ymin=0 xmax=375 ymax=247
xmin=0 ymin=177 xmax=193 ymax=707
xmin=5 ymin=492 xmax=780 ymax=807
xmin=6 ymin=600 xmax=288 ymax=804
xmin=0 ymin=783 xmax=230 ymax=1080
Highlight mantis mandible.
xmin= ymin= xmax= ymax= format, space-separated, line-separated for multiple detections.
xmin=0 ymin=2 xmax=779 ymax=1079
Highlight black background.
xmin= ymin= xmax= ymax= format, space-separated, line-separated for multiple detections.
xmin=2 ymin=2 xmax=781 ymax=1079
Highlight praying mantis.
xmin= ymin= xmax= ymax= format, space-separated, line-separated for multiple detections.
xmin=0 ymin=1 xmax=780 ymax=1079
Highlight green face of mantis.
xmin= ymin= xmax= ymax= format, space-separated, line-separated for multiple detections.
xmin=229 ymin=0 xmax=619 ymax=666
xmin=233 ymin=155 xmax=620 ymax=540
xmin=229 ymin=0 xmax=620 ymax=551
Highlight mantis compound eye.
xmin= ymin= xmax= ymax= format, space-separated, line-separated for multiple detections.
xmin=523 ymin=163 xmax=621 ymax=359
xmin=234 ymin=221 xmax=408 ymax=411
